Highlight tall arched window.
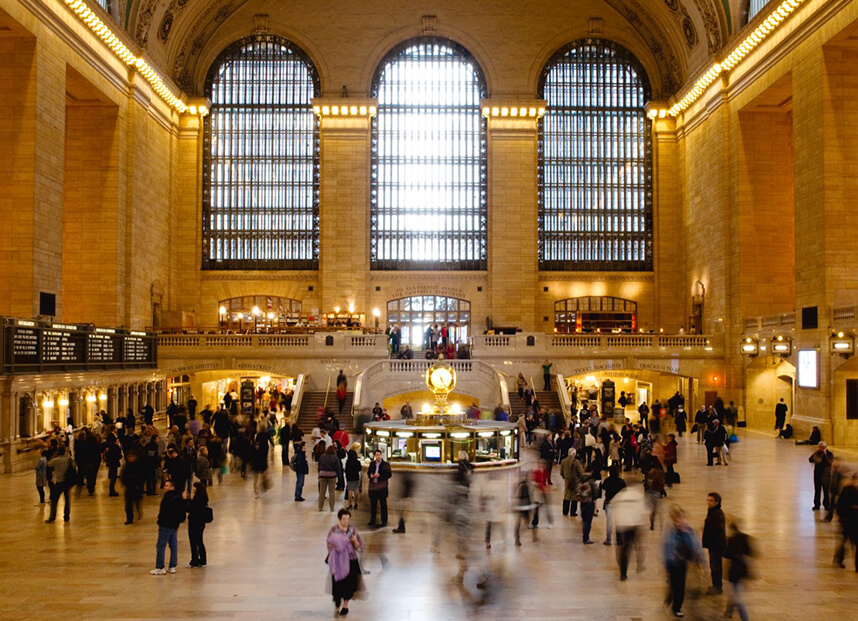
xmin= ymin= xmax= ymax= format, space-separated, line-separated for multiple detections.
xmin=538 ymin=40 xmax=652 ymax=271
xmin=203 ymin=36 xmax=320 ymax=270
xmin=371 ymin=38 xmax=487 ymax=271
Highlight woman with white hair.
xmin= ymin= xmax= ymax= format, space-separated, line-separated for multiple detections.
xmin=344 ymin=443 xmax=362 ymax=510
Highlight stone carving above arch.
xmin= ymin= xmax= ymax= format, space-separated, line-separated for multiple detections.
xmin=601 ymin=0 xmax=684 ymax=95
xmin=662 ymin=0 xmax=699 ymax=48
xmin=168 ymin=0 xmax=251 ymax=93
xmin=689 ymin=0 xmax=725 ymax=53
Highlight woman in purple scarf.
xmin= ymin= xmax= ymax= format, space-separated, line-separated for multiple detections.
xmin=326 ymin=508 xmax=363 ymax=616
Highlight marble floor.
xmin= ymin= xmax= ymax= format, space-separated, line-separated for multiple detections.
xmin=1 ymin=429 xmax=856 ymax=621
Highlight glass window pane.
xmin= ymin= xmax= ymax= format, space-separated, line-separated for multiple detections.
xmin=371 ymin=39 xmax=487 ymax=271
xmin=203 ymin=36 xmax=320 ymax=270
xmin=538 ymin=40 xmax=652 ymax=272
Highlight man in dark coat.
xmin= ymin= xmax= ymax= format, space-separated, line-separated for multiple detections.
xmin=367 ymin=449 xmax=392 ymax=527
xmin=702 ymin=492 xmax=727 ymax=594
xmin=703 ymin=419 xmax=727 ymax=466
xmin=775 ymin=398 xmax=788 ymax=431
xmin=809 ymin=441 xmax=834 ymax=511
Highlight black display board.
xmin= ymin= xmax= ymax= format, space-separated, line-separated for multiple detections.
xmin=1 ymin=319 xmax=157 ymax=374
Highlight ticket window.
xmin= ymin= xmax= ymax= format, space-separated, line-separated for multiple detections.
xmin=476 ymin=433 xmax=499 ymax=461
xmin=500 ymin=432 xmax=515 ymax=459
xmin=420 ymin=441 xmax=444 ymax=463
xmin=390 ymin=436 xmax=415 ymax=461
xmin=364 ymin=433 xmax=389 ymax=459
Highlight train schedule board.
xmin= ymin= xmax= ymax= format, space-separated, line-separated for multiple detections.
xmin=1 ymin=318 xmax=157 ymax=374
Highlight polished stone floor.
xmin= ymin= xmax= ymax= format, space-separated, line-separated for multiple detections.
xmin=1 ymin=429 xmax=856 ymax=621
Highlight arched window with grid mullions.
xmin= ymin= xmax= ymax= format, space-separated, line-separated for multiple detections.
xmin=203 ymin=36 xmax=320 ymax=270
xmin=371 ymin=38 xmax=487 ymax=271
xmin=538 ymin=40 xmax=652 ymax=271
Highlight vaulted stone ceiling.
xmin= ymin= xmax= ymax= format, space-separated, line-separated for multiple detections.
xmin=120 ymin=0 xmax=736 ymax=99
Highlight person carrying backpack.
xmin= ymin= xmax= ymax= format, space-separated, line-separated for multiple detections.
xmin=577 ymin=471 xmax=600 ymax=544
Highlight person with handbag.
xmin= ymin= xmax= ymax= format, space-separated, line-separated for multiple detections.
xmin=186 ymin=481 xmax=210 ymax=568
xmin=326 ymin=508 xmax=363 ymax=616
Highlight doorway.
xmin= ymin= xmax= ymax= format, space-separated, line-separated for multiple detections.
xmin=387 ymin=296 xmax=471 ymax=349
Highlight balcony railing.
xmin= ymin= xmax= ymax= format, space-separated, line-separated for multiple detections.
xmin=157 ymin=332 xmax=388 ymax=357
xmin=469 ymin=332 xmax=717 ymax=356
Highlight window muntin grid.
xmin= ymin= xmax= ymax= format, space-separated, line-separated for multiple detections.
xmin=203 ymin=36 xmax=320 ymax=270
xmin=747 ymin=0 xmax=771 ymax=21
xmin=371 ymin=38 xmax=487 ymax=271
xmin=538 ymin=40 xmax=652 ymax=271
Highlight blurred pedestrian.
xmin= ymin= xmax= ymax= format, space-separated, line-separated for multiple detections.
xmin=514 ymin=474 xmax=536 ymax=545
xmin=834 ymin=471 xmax=858 ymax=571
xmin=724 ymin=522 xmax=754 ymax=621
xmin=612 ymin=487 xmax=648 ymax=580
xmin=663 ymin=506 xmax=705 ymax=617
xmin=601 ymin=465 xmax=627 ymax=545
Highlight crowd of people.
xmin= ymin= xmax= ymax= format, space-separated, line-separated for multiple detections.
xmin=29 ymin=385 xmax=858 ymax=619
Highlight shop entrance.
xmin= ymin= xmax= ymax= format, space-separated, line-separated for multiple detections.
xmin=387 ymin=296 xmax=471 ymax=349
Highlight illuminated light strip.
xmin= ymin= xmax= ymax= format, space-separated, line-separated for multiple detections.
xmin=312 ymin=104 xmax=377 ymax=117
xmin=481 ymin=106 xmax=545 ymax=118
xmin=654 ymin=0 xmax=806 ymax=117
xmin=60 ymin=0 xmax=194 ymax=114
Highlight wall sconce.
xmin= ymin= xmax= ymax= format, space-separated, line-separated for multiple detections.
xmin=771 ymin=335 xmax=792 ymax=356
xmin=58 ymin=398 xmax=69 ymax=408
xmin=830 ymin=331 xmax=854 ymax=357
xmin=740 ymin=337 xmax=759 ymax=356
xmin=86 ymin=394 xmax=97 ymax=404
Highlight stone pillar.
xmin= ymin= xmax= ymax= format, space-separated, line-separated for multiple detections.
xmin=650 ymin=113 xmax=684 ymax=332
xmin=314 ymin=100 xmax=375 ymax=316
xmin=0 ymin=37 xmax=65 ymax=318
xmin=483 ymin=102 xmax=542 ymax=331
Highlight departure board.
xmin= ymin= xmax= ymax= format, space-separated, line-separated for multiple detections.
xmin=2 ymin=319 xmax=157 ymax=374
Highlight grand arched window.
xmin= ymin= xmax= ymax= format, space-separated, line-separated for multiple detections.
xmin=203 ymin=36 xmax=319 ymax=270
xmin=371 ymin=38 xmax=487 ymax=271
xmin=538 ymin=40 xmax=652 ymax=271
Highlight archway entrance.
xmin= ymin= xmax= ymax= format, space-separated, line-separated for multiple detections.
xmin=744 ymin=357 xmax=795 ymax=430
xmin=387 ymin=296 xmax=471 ymax=349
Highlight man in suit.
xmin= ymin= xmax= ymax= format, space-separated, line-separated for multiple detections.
xmin=367 ymin=449 xmax=392 ymax=528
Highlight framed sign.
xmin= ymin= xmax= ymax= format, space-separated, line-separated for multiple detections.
xmin=797 ymin=349 xmax=818 ymax=389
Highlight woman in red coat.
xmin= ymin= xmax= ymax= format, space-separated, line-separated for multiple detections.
xmin=663 ymin=434 xmax=678 ymax=487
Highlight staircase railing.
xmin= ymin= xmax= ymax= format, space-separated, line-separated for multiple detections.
xmin=290 ymin=373 xmax=308 ymax=425
xmin=322 ymin=376 xmax=332 ymax=412
xmin=555 ymin=372 xmax=572 ymax=428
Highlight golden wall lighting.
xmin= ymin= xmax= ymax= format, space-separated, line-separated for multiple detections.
xmin=86 ymin=394 xmax=97 ymax=403
xmin=481 ymin=105 xmax=545 ymax=119
xmin=649 ymin=0 xmax=807 ymax=118
xmin=741 ymin=336 xmax=759 ymax=356
xmin=312 ymin=104 xmax=377 ymax=118
xmin=60 ymin=0 xmax=189 ymax=114
xmin=58 ymin=398 xmax=69 ymax=407
xmin=771 ymin=335 xmax=792 ymax=355
xmin=830 ymin=332 xmax=854 ymax=357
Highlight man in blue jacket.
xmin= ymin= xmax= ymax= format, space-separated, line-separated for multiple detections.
xmin=151 ymin=480 xmax=186 ymax=575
